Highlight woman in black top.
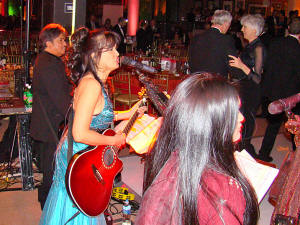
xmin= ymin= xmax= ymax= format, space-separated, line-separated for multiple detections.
xmin=229 ymin=14 xmax=266 ymax=157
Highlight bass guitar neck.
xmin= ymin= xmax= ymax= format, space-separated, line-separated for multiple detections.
xmin=137 ymin=71 xmax=169 ymax=116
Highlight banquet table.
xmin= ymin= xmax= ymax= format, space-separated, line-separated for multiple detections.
xmin=111 ymin=66 xmax=187 ymax=95
xmin=111 ymin=66 xmax=188 ymax=112
xmin=131 ymin=72 xmax=186 ymax=94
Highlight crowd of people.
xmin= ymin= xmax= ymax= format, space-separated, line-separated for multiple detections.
xmin=0 ymin=15 xmax=22 ymax=30
xmin=25 ymin=6 xmax=300 ymax=225
xmin=0 ymin=14 xmax=41 ymax=31
xmin=189 ymin=10 xmax=300 ymax=163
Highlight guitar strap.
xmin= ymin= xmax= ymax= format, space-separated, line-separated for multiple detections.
xmin=67 ymin=106 xmax=74 ymax=163
xmin=65 ymin=105 xmax=82 ymax=224
xmin=64 ymin=211 xmax=80 ymax=225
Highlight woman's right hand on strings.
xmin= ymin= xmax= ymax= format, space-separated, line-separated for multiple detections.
xmin=113 ymin=131 xmax=126 ymax=148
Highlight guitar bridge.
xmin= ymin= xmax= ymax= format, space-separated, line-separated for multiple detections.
xmin=92 ymin=164 xmax=105 ymax=185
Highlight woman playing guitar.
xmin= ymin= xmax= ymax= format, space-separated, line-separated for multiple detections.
xmin=39 ymin=28 xmax=146 ymax=225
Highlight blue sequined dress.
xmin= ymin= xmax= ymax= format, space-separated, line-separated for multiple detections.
xmin=39 ymin=88 xmax=113 ymax=225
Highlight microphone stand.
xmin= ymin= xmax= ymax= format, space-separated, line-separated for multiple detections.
xmin=18 ymin=0 xmax=35 ymax=191
xmin=24 ymin=0 xmax=32 ymax=84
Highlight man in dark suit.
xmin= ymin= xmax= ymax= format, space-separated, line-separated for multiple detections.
xmin=136 ymin=20 xmax=149 ymax=53
xmin=266 ymin=10 xmax=279 ymax=37
xmin=113 ymin=17 xmax=127 ymax=54
xmin=188 ymin=10 xmax=242 ymax=79
xmin=258 ymin=17 xmax=300 ymax=162
xmin=146 ymin=19 xmax=160 ymax=47
xmin=30 ymin=23 xmax=72 ymax=209
xmin=86 ymin=14 xmax=100 ymax=30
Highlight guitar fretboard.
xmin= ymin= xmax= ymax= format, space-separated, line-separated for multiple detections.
xmin=138 ymin=74 xmax=168 ymax=116
xmin=123 ymin=110 xmax=140 ymax=135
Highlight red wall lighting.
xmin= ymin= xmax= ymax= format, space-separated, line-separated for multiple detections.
xmin=127 ymin=0 xmax=139 ymax=36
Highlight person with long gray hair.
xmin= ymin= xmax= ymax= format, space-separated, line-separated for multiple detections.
xmin=229 ymin=14 xmax=266 ymax=158
xmin=135 ymin=73 xmax=259 ymax=225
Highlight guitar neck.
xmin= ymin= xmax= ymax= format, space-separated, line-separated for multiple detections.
xmin=122 ymin=100 xmax=144 ymax=135
xmin=138 ymin=73 xmax=168 ymax=116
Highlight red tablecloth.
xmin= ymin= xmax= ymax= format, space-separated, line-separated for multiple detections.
xmin=111 ymin=68 xmax=187 ymax=111
xmin=130 ymin=73 xmax=185 ymax=95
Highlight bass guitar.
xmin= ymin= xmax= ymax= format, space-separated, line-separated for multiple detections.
xmin=136 ymin=70 xmax=169 ymax=116
xmin=65 ymin=94 xmax=146 ymax=217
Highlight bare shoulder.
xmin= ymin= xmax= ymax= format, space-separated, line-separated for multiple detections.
xmin=74 ymin=73 xmax=103 ymax=107
xmin=77 ymin=74 xmax=102 ymax=94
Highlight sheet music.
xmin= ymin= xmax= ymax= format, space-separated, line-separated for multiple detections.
xmin=234 ymin=150 xmax=279 ymax=203
xmin=127 ymin=114 xmax=162 ymax=154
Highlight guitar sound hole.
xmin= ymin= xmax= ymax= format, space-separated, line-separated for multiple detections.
xmin=103 ymin=148 xmax=114 ymax=167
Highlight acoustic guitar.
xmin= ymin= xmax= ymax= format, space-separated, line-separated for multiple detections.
xmin=65 ymin=93 xmax=146 ymax=217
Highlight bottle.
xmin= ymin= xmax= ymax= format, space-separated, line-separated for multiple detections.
xmin=0 ymin=55 xmax=7 ymax=69
xmin=150 ymin=57 xmax=156 ymax=67
xmin=183 ymin=61 xmax=191 ymax=75
xmin=152 ymin=41 xmax=157 ymax=57
xmin=145 ymin=45 xmax=151 ymax=57
xmin=148 ymin=45 xmax=152 ymax=57
xmin=34 ymin=43 xmax=38 ymax=54
xmin=23 ymin=83 xmax=33 ymax=109
xmin=122 ymin=199 xmax=131 ymax=225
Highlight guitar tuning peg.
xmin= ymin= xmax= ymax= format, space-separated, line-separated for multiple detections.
xmin=138 ymin=87 xmax=147 ymax=98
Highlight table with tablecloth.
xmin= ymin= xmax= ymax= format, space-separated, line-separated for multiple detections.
xmin=110 ymin=67 xmax=187 ymax=112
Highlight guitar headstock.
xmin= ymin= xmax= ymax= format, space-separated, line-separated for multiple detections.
xmin=138 ymin=87 xmax=146 ymax=98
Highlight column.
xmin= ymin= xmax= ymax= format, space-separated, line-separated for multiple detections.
xmin=1 ymin=0 xmax=8 ymax=16
xmin=127 ymin=0 xmax=139 ymax=36
xmin=288 ymin=0 xmax=300 ymax=12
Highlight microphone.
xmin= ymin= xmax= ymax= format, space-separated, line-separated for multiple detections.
xmin=268 ymin=93 xmax=300 ymax=115
xmin=121 ymin=56 xmax=158 ymax=74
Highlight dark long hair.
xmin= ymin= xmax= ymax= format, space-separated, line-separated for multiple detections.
xmin=144 ymin=73 xmax=259 ymax=225
xmin=67 ymin=27 xmax=120 ymax=86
